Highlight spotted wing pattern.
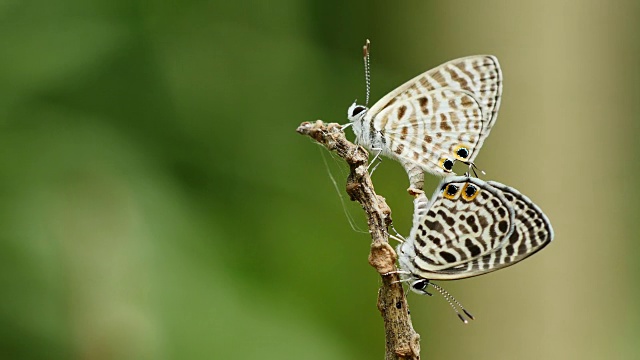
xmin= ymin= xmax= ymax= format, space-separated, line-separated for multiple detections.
xmin=375 ymin=89 xmax=484 ymax=180
xmin=397 ymin=176 xmax=554 ymax=281
xmin=363 ymin=56 xmax=502 ymax=187
xmin=369 ymin=55 xmax=502 ymax=144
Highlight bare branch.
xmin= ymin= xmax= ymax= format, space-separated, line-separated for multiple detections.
xmin=297 ymin=120 xmax=421 ymax=360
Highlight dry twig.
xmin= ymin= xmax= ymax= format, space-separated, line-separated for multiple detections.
xmin=296 ymin=120 xmax=420 ymax=360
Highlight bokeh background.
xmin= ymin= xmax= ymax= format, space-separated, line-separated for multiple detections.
xmin=1 ymin=0 xmax=638 ymax=359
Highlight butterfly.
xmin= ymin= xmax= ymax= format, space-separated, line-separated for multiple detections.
xmin=396 ymin=175 xmax=553 ymax=321
xmin=347 ymin=46 xmax=502 ymax=193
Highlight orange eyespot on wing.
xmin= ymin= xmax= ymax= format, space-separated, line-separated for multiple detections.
xmin=461 ymin=183 xmax=480 ymax=201
xmin=443 ymin=183 xmax=460 ymax=199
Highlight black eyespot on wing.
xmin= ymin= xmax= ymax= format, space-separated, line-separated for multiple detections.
xmin=351 ymin=106 xmax=366 ymax=117
xmin=443 ymin=159 xmax=454 ymax=171
xmin=457 ymin=147 xmax=470 ymax=159
xmin=446 ymin=184 xmax=459 ymax=196
xmin=465 ymin=184 xmax=477 ymax=197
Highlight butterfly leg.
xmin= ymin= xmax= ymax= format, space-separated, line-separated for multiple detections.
xmin=382 ymin=269 xmax=411 ymax=277
xmin=367 ymin=148 xmax=383 ymax=175
xmin=389 ymin=233 xmax=405 ymax=243
xmin=389 ymin=224 xmax=405 ymax=243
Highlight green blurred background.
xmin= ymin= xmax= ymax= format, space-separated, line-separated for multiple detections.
xmin=1 ymin=0 xmax=638 ymax=359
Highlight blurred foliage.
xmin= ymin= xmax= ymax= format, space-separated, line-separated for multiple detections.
xmin=0 ymin=0 xmax=638 ymax=359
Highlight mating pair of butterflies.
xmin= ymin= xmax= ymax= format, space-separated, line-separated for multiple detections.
xmin=344 ymin=43 xmax=554 ymax=321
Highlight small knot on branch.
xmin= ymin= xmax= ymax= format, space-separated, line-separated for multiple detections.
xmin=368 ymin=242 xmax=397 ymax=275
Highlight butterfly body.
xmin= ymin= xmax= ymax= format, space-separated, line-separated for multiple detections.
xmin=347 ymin=56 xmax=502 ymax=192
xmin=397 ymin=176 xmax=553 ymax=286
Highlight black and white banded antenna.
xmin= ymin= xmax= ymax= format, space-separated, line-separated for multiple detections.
xmin=428 ymin=282 xmax=475 ymax=324
xmin=361 ymin=39 xmax=385 ymax=171
xmin=362 ymin=39 xmax=371 ymax=107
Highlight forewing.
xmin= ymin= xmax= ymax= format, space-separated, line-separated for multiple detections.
xmin=407 ymin=177 xmax=514 ymax=274
xmin=368 ymin=55 xmax=502 ymax=162
xmin=374 ymin=89 xmax=484 ymax=175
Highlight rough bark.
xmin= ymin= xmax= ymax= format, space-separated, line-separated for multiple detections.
xmin=296 ymin=120 xmax=421 ymax=360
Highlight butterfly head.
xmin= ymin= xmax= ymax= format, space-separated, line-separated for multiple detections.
xmin=347 ymin=101 xmax=368 ymax=124
xmin=409 ymin=278 xmax=433 ymax=296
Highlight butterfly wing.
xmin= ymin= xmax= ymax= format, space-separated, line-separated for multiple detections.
xmin=399 ymin=178 xmax=554 ymax=281
xmin=398 ymin=176 xmax=515 ymax=280
xmin=368 ymin=55 xmax=502 ymax=164
xmin=374 ymin=89 xmax=485 ymax=175
xmin=461 ymin=181 xmax=554 ymax=273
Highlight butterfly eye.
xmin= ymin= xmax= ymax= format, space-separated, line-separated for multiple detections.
xmin=440 ymin=158 xmax=454 ymax=172
xmin=461 ymin=183 xmax=479 ymax=201
xmin=443 ymin=184 xmax=459 ymax=199
xmin=351 ymin=105 xmax=366 ymax=117
xmin=411 ymin=280 xmax=432 ymax=296
xmin=412 ymin=281 xmax=426 ymax=291
xmin=454 ymin=145 xmax=470 ymax=160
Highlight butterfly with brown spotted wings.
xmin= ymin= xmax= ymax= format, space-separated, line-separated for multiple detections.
xmin=347 ymin=41 xmax=502 ymax=194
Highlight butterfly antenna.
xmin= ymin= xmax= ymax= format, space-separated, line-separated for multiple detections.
xmin=428 ymin=282 xmax=475 ymax=323
xmin=363 ymin=39 xmax=371 ymax=107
